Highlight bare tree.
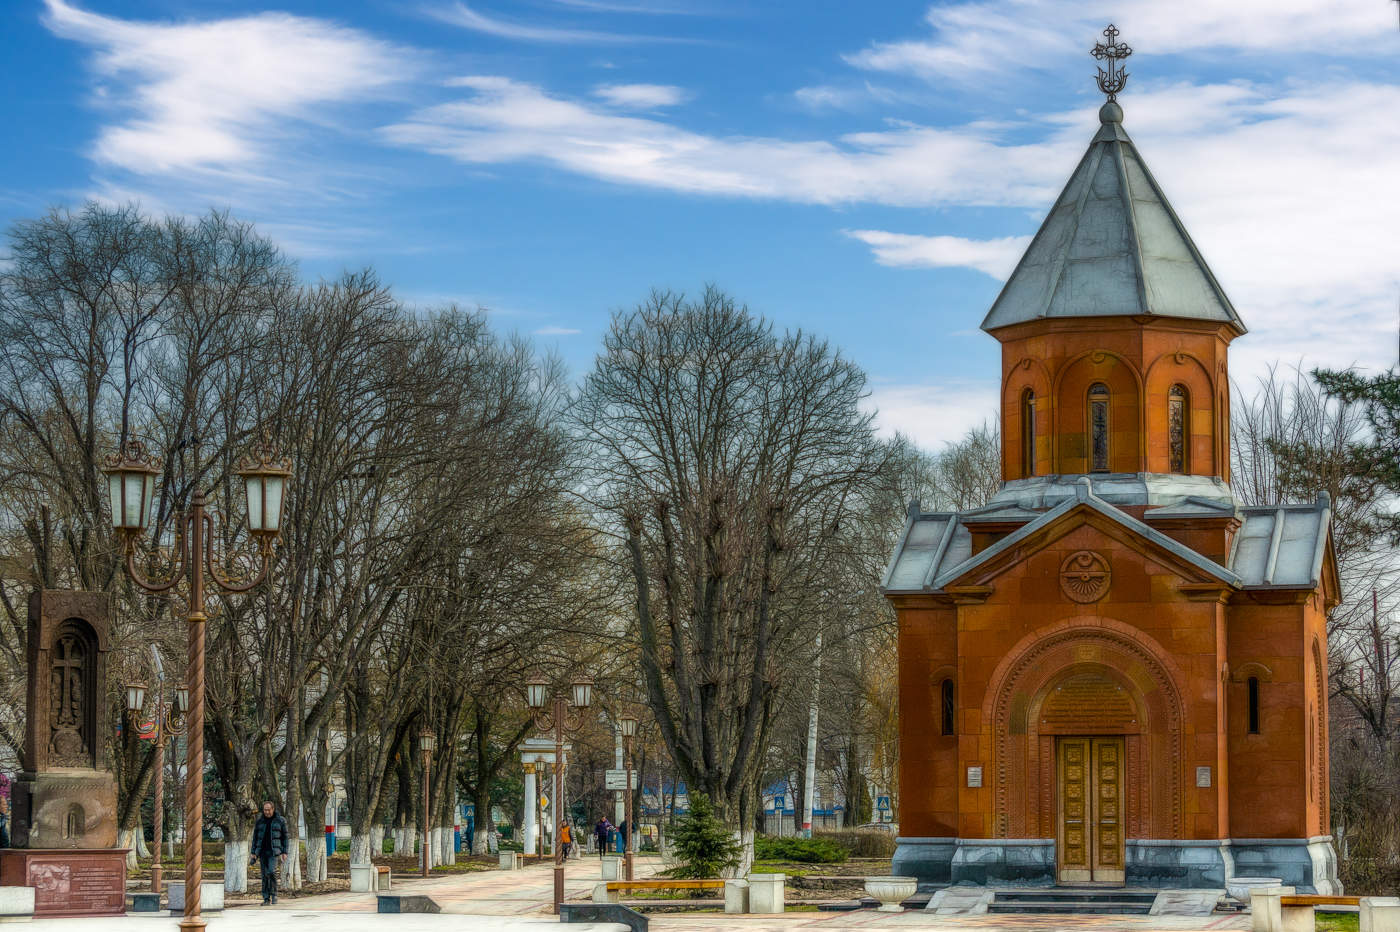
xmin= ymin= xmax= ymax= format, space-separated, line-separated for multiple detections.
xmin=573 ymin=287 xmax=889 ymax=869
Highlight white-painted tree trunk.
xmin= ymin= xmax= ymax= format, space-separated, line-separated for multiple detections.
xmin=305 ymin=837 xmax=327 ymax=883
xmin=281 ymin=838 xmax=303 ymax=889
xmin=736 ymin=827 xmax=756 ymax=877
xmin=349 ymin=833 xmax=371 ymax=867
xmin=370 ymin=826 xmax=385 ymax=857
xmin=119 ymin=828 xmax=138 ymax=870
xmin=225 ymin=839 xmax=250 ymax=893
xmin=802 ymin=634 xmax=823 ymax=838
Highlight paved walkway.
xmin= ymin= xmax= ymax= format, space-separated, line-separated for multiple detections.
xmin=31 ymin=857 xmax=1254 ymax=930
xmin=255 ymin=854 xmax=662 ymax=916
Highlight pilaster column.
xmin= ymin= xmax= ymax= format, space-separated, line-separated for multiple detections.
xmin=523 ymin=763 xmax=537 ymax=856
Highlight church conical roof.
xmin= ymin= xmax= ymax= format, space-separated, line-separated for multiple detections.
xmin=981 ymin=102 xmax=1245 ymax=333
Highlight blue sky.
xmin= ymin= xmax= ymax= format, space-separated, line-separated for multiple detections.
xmin=2 ymin=0 xmax=1397 ymax=448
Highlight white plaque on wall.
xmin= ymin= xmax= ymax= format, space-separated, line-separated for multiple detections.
xmin=967 ymin=766 xmax=983 ymax=788
xmin=1196 ymin=766 xmax=1212 ymax=787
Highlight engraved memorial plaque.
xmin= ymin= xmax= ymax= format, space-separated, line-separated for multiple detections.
xmin=1196 ymin=766 xmax=1212 ymax=788
xmin=967 ymin=766 xmax=983 ymax=788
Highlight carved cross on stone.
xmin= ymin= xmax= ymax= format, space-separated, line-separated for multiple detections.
xmin=49 ymin=633 xmax=90 ymax=767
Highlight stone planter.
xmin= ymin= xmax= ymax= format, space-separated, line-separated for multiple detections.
xmin=865 ymin=876 xmax=918 ymax=912
xmin=1226 ymin=876 xmax=1282 ymax=908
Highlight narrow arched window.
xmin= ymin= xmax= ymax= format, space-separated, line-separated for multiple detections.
xmin=1021 ymin=389 xmax=1036 ymax=477
xmin=1088 ymin=382 xmax=1110 ymax=472
xmin=1247 ymin=676 xmax=1260 ymax=734
xmin=1169 ymin=384 xmax=1188 ymax=474
xmin=940 ymin=679 xmax=955 ymax=736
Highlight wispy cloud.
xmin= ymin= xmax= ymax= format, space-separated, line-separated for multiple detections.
xmin=383 ymin=75 xmax=1400 ymax=377
xmin=382 ymin=76 xmax=1074 ymax=206
xmin=428 ymin=2 xmax=686 ymax=44
xmin=533 ymin=325 xmax=583 ymax=336
xmin=845 ymin=0 xmax=1395 ymax=83
xmin=593 ymin=83 xmax=691 ymax=108
xmin=845 ymin=230 xmax=1031 ymax=278
xmin=45 ymin=0 xmax=416 ymax=178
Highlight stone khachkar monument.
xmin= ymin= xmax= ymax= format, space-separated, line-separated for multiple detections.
xmin=0 ymin=590 xmax=127 ymax=917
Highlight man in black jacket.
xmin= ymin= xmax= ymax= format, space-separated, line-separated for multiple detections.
xmin=250 ymin=800 xmax=289 ymax=905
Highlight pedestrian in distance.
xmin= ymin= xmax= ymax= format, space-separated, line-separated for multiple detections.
xmin=618 ymin=817 xmax=628 ymax=854
xmin=250 ymin=800 xmax=289 ymax=905
xmin=560 ymin=821 xmax=572 ymax=859
xmin=594 ymin=817 xmax=609 ymax=860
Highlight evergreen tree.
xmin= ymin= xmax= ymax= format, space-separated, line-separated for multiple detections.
xmin=667 ymin=794 xmax=740 ymax=879
xmin=1312 ymin=367 xmax=1400 ymax=542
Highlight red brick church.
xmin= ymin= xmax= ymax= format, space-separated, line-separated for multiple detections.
xmin=883 ymin=38 xmax=1340 ymax=893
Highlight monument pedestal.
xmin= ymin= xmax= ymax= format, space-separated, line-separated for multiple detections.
xmin=10 ymin=770 xmax=118 ymax=849
xmin=0 ymin=848 xmax=128 ymax=917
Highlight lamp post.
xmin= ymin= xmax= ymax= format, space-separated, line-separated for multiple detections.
xmin=618 ymin=716 xmax=637 ymax=882
xmin=419 ymin=728 xmax=436 ymax=878
xmin=124 ymin=659 xmax=189 ymax=894
xmin=524 ymin=674 xmax=592 ymax=914
xmin=105 ymin=438 xmax=290 ymax=932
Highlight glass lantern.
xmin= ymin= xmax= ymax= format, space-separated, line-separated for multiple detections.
xmin=102 ymin=441 xmax=162 ymax=533
xmin=237 ymin=439 xmax=293 ymax=537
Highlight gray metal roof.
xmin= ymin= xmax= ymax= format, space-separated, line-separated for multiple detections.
xmin=883 ymin=478 xmax=1331 ymax=596
xmin=981 ymin=104 xmax=1246 ymax=333
xmin=1229 ymin=496 xmax=1333 ymax=589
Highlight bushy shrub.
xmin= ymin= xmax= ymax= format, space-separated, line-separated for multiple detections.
xmin=753 ymin=834 xmax=847 ymax=863
xmin=666 ymin=794 xmax=740 ymax=879
xmin=813 ymin=828 xmax=896 ymax=859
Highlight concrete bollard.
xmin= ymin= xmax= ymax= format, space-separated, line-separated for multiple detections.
xmin=724 ymin=879 xmax=750 ymax=914
xmin=600 ymin=856 xmax=622 ymax=881
xmin=166 ymin=882 xmax=224 ymax=914
xmin=0 ymin=886 xmax=36 ymax=923
xmin=748 ymin=873 xmax=785 ymax=914
xmin=498 ymin=851 xmax=517 ymax=870
xmin=591 ymin=882 xmax=619 ymax=904
xmin=1361 ymin=897 xmax=1400 ymax=932
xmin=1250 ymin=887 xmax=1297 ymax=932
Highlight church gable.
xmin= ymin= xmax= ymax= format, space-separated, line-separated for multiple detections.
xmin=938 ymin=494 xmax=1238 ymax=601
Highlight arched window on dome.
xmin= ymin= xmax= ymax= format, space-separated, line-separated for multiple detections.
xmin=1021 ymin=389 xmax=1036 ymax=477
xmin=1169 ymin=384 xmax=1188 ymax=474
xmin=1088 ymin=382 xmax=1110 ymax=472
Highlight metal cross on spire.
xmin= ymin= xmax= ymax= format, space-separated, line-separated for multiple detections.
xmin=1092 ymin=24 xmax=1132 ymax=102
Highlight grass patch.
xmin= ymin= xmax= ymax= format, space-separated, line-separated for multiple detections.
xmin=1316 ymin=912 xmax=1359 ymax=932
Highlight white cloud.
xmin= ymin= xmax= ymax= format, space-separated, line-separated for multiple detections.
xmin=845 ymin=0 xmax=1394 ymax=83
xmin=428 ymin=2 xmax=683 ymax=44
xmin=593 ymin=83 xmax=690 ymax=108
xmin=845 ymin=230 xmax=1031 ymax=278
xmin=533 ymin=326 xmax=583 ymax=336
xmin=382 ymin=76 xmax=1075 ymax=206
xmin=866 ymin=380 xmax=1000 ymax=450
xmin=45 ymin=0 xmax=415 ymax=178
xmin=385 ymin=76 xmax=1400 ymax=379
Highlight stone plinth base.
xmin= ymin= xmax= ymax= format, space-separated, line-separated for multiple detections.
xmin=892 ymin=835 xmax=1341 ymax=893
xmin=166 ymin=881 xmax=224 ymax=913
xmin=10 ymin=771 xmax=117 ymax=849
xmin=1231 ymin=837 xmax=1340 ymax=895
xmin=0 ymin=849 xmax=126 ymax=918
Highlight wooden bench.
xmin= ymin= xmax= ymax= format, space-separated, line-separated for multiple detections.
xmin=1258 ymin=894 xmax=1399 ymax=932
xmin=606 ymin=880 xmax=725 ymax=893
xmin=593 ymin=879 xmax=725 ymax=905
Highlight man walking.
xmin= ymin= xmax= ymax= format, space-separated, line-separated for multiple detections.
xmin=250 ymin=800 xmax=289 ymax=905
xmin=594 ymin=817 xmax=610 ymax=860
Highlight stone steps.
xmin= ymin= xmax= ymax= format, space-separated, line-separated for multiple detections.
xmin=988 ymin=888 xmax=1157 ymax=915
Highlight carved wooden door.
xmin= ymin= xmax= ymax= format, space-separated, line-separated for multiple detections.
xmin=1056 ymin=736 xmax=1125 ymax=884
